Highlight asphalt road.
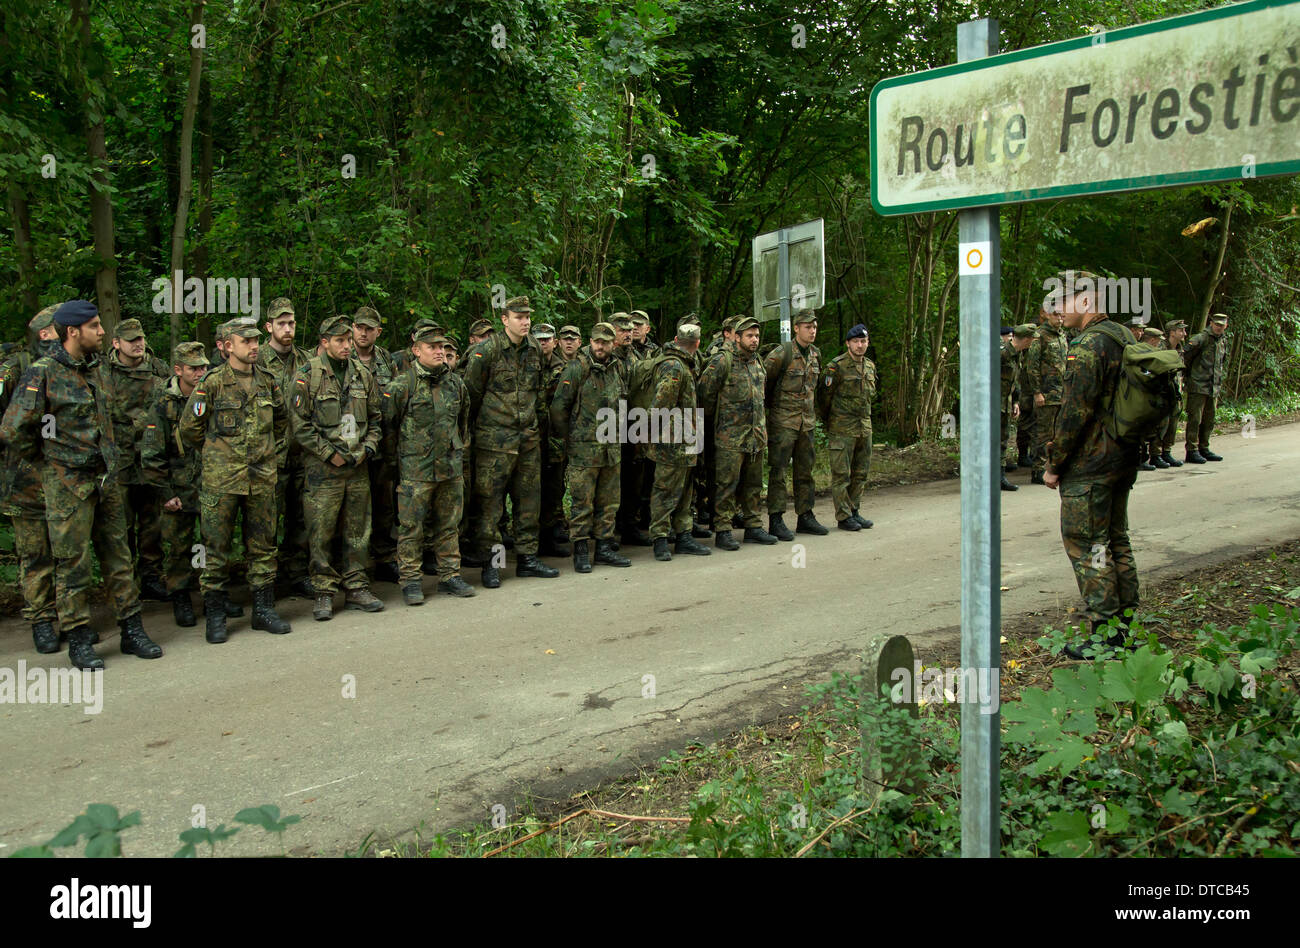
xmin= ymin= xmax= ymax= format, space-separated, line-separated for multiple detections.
xmin=2 ymin=422 xmax=1298 ymax=856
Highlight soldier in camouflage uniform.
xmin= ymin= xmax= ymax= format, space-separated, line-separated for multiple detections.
xmin=463 ymin=296 xmax=560 ymax=587
xmin=698 ymin=316 xmax=775 ymax=549
xmin=141 ymin=342 xmax=210 ymax=629
xmin=382 ymin=327 xmax=474 ymax=603
xmin=1156 ymin=319 xmax=1188 ymax=468
xmin=102 ymin=317 xmax=171 ymax=601
xmin=610 ymin=313 xmax=651 ymax=547
xmin=352 ymin=306 xmax=401 ymax=581
xmin=1043 ymin=270 xmax=1142 ymax=659
xmin=1135 ymin=326 xmax=1167 ymax=472
xmin=1000 ymin=326 xmax=1034 ymax=490
xmin=557 ymin=325 xmax=582 ymax=361
xmin=693 ymin=315 xmax=739 ymax=537
xmin=1024 ymin=299 xmax=1070 ymax=485
xmin=0 ymin=306 xmax=61 ymax=653
xmin=180 ymin=318 xmax=293 ymax=642
xmin=261 ymin=297 xmax=313 ymax=597
xmin=1183 ymin=313 xmax=1230 ymax=463
xmin=549 ymin=321 xmax=629 ymax=572
xmin=0 ymin=300 xmax=162 ymax=668
xmin=645 ymin=323 xmax=711 ymax=561
xmin=534 ymin=322 xmax=572 ymax=557
xmin=763 ymin=308 xmax=826 ymax=540
xmin=293 ymin=315 xmax=384 ymax=620
xmin=391 ymin=318 xmax=439 ymax=375
xmin=816 ymin=323 xmax=876 ymax=531
xmin=631 ymin=311 xmax=659 ymax=358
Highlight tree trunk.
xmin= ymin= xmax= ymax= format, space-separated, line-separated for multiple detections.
xmin=194 ymin=69 xmax=214 ymax=349
xmin=7 ymin=184 xmax=38 ymax=314
xmin=1196 ymin=200 xmax=1234 ymax=333
xmin=72 ymin=0 xmax=120 ymax=331
xmin=168 ymin=0 xmax=206 ymax=353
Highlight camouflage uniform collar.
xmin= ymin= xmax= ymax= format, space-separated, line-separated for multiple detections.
xmin=414 ymin=361 xmax=449 ymax=381
xmin=50 ymin=344 xmax=99 ymax=370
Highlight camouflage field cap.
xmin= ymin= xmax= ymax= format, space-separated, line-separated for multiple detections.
xmin=1012 ymin=323 xmax=1036 ymax=339
xmin=792 ymin=309 xmax=818 ymax=324
xmin=629 ymin=310 xmax=650 ymax=325
xmin=733 ymin=316 xmax=760 ymax=334
xmin=28 ymin=304 xmax=59 ymax=332
xmin=558 ymin=325 xmax=582 ymax=339
xmin=589 ymin=322 xmax=617 ymax=342
xmin=353 ymin=306 xmax=382 ymax=328
xmin=1210 ymin=313 xmax=1229 ymax=325
xmin=318 ymin=314 xmax=353 ymax=338
xmin=503 ymin=295 xmax=532 ymax=314
xmin=220 ymin=317 xmax=261 ymax=339
xmin=413 ymin=325 xmax=449 ymax=346
xmin=442 ymin=334 xmax=460 ymax=352
xmin=721 ymin=315 xmax=741 ymax=333
xmin=676 ymin=323 xmax=701 ymax=342
xmin=1165 ymin=319 xmax=1188 ymax=333
xmin=173 ymin=341 xmax=210 ymax=367
xmin=469 ymin=318 xmax=496 ymax=336
xmin=611 ymin=313 xmax=634 ymax=331
xmin=115 ymin=318 xmax=146 ymax=341
xmin=267 ymin=297 xmax=295 ymax=321
xmin=532 ymin=323 xmax=556 ymax=339
xmin=1142 ymin=327 xmax=1165 ymax=339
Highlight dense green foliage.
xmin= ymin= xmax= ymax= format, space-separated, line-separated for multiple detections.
xmin=3 ymin=0 xmax=1298 ymax=441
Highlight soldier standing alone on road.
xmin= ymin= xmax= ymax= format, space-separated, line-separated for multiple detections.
xmin=816 ymin=323 xmax=877 ymax=531
xmin=0 ymin=300 xmax=163 ymax=668
xmin=180 ymin=318 xmax=293 ymax=642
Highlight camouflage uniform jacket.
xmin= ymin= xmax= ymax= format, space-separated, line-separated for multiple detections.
xmin=633 ymin=340 xmax=659 ymax=359
xmin=260 ymin=343 xmax=311 ymax=387
xmin=1046 ymin=318 xmax=1140 ymax=480
xmin=1024 ymin=324 xmax=1069 ymax=406
xmin=0 ymin=345 xmax=120 ymax=517
xmin=816 ymin=352 xmax=875 ymax=438
xmin=763 ymin=340 xmax=820 ymax=433
xmin=291 ymin=355 xmax=382 ymax=469
xmin=355 ymin=344 xmax=397 ymax=392
xmin=645 ymin=343 xmax=699 ymax=468
xmin=102 ymin=347 xmax=170 ymax=484
xmin=179 ymin=362 xmax=288 ymax=494
xmin=1000 ymin=338 xmax=1020 ymax=413
xmin=541 ymin=349 xmax=570 ymax=462
xmin=463 ymin=332 xmax=545 ymax=454
xmin=1183 ymin=330 xmax=1228 ymax=397
xmin=382 ymin=362 xmax=468 ymax=483
xmin=0 ymin=341 xmax=71 ymax=515
xmin=698 ymin=343 xmax=766 ymax=452
xmin=550 ymin=347 xmax=625 ymax=468
xmin=141 ymin=376 xmax=203 ymax=511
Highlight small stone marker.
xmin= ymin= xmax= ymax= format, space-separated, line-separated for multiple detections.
xmin=859 ymin=632 xmax=918 ymax=804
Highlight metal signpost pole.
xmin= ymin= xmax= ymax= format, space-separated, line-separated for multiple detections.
xmin=777 ymin=227 xmax=792 ymax=343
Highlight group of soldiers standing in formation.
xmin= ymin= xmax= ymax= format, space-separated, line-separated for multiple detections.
xmin=1009 ymin=269 xmax=1233 ymax=659
xmin=0 ymin=294 xmax=878 ymax=669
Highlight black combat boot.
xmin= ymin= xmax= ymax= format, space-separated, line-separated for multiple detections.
xmin=139 ymin=574 xmax=170 ymax=602
xmin=1137 ymin=456 xmax=1155 ymax=471
xmin=516 ymin=554 xmax=559 ymax=578
xmin=482 ymin=566 xmax=501 ymax=588
xmin=744 ymin=526 xmax=778 ymax=545
xmin=852 ymin=509 xmax=874 ymax=529
xmin=620 ymin=526 xmax=652 ymax=547
xmin=691 ymin=521 xmax=713 ymax=539
xmin=653 ymin=537 xmax=672 ymax=561
xmin=119 ymin=614 xmax=162 ymax=659
xmin=1161 ymin=451 xmax=1183 ymax=467
xmin=538 ymin=525 xmax=571 ymax=558
xmin=1185 ymin=449 xmax=1207 ymax=464
xmin=596 ymin=540 xmax=631 ymax=567
xmin=795 ymin=512 xmax=829 ymax=536
xmin=289 ymin=577 xmax=315 ymax=599
xmin=251 ymin=587 xmax=292 ymax=634
xmin=33 ymin=621 xmax=59 ymax=654
xmin=1201 ymin=447 xmax=1223 ymax=461
xmin=437 ymin=576 xmax=476 ymax=597
xmin=223 ymin=594 xmax=244 ymax=618
xmin=1150 ymin=448 xmax=1169 ymax=469
xmin=1017 ymin=449 xmax=1031 ymax=469
xmin=837 ymin=516 xmax=861 ymax=531
xmin=68 ymin=628 xmax=104 ymax=670
xmin=1000 ymin=475 xmax=1018 ymax=491
xmin=572 ymin=541 xmax=592 ymax=574
xmin=731 ymin=514 xmax=745 ymax=530
xmin=204 ymin=593 xmax=229 ymax=644
xmin=768 ymin=514 xmax=794 ymax=542
xmin=715 ymin=530 xmax=739 ymax=551
xmin=171 ymin=589 xmax=196 ymax=628
xmin=373 ymin=560 xmax=401 ymax=584
xmin=1030 ymin=471 xmax=1046 ymax=485
xmin=402 ymin=582 xmax=425 ymax=606
xmin=675 ymin=531 xmax=711 ymax=556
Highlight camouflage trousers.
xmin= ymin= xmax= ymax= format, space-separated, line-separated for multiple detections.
xmin=397 ymin=477 xmax=463 ymax=583
xmin=828 ymin=434 xmax=871 ymax=522
xmin=276 ymin=458 xmax=309 ymax=584
xmin=123 ymin=481 xmax=164 ymax=582
xmin=650 ymin=462 xmax=695 ymax=540
xmin=1017 ymin=400 xmax=1035 ymax=459
xmin=474 ymin=445 xmax=541 ymax=557
xmin=44 ymin=474 xmax=141 ymax=631
xmin=159 ymin=506 xmax=200 ymax=594
xmin=304 ymin=461 xmax=373 ymax=595
xmin=12 ymin=513 xmax=55 ymax=623
xmin=200 ymin=482 xmax=278 ymax=596
xmin=567 ymin=462 xmax=620 ymax=544
xmin=1000 ymin=411 xmax=1012 ymax=463
xmin=1032 ymin=404 xmax=1060 ymax=477
xmin=713 ymin=446 xmax=764 ymax=531
xmin=540 ymin=446 xmax=568 ymax=531
xmin=1059 ymin=470 xmax=1139 ymax=626
xmin=617 ymin=443 xmax=648 ymax=533
xmin=693 ymin=429 xmax=716 ymax=527
xmin=369 ymin=456 xmax=398 ymax=564
xmin=1159 ymin=408 xmax=1179 ymax=452
xmin=1185 ymin=393 xmax=1216 ymax=450
xmin=766 ymin=426 xmax=816 ymax=516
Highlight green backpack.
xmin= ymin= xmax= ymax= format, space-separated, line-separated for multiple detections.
xmin=627 ymin=352 xmax=670 ymax=411
xmin=1090 ymin=321 xmax=1184 ymax=443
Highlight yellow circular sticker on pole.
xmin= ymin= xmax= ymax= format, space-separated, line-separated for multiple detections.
xmin=959 ymin=241 xmax=991 ymax=276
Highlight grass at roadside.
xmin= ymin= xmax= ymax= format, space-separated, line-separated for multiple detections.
xmin=376 ymin=539 xmax=1300 ymax=858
